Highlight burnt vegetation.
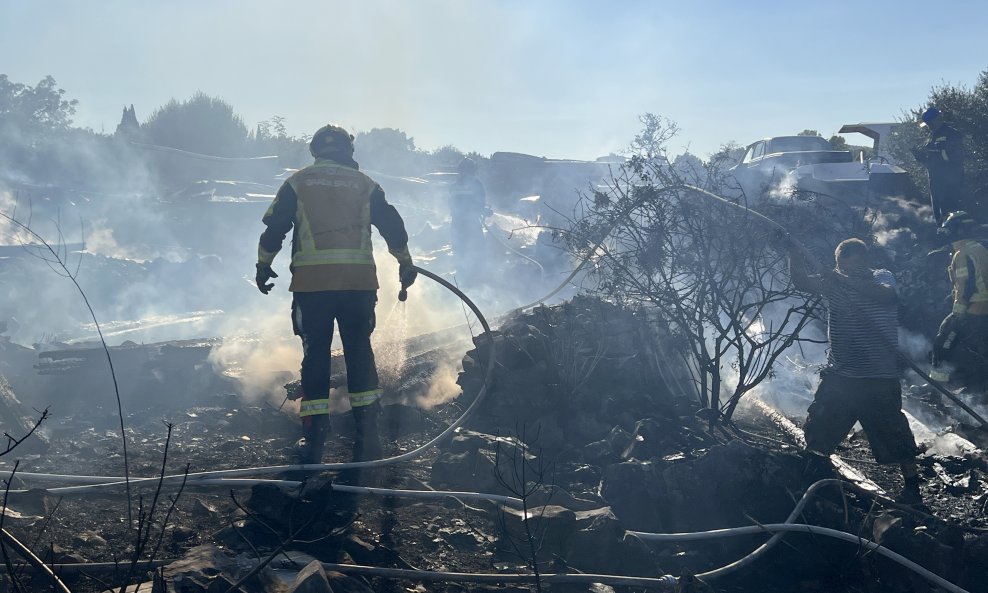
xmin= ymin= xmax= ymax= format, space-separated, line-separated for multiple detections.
xmin=2 ymin=70 xmax=988 ymax=593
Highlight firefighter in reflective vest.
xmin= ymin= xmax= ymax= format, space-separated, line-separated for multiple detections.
xmin=255 ymin=124 xmax=417 ymax=467
xmin=930 ymin=211 xmax=988 ymax=386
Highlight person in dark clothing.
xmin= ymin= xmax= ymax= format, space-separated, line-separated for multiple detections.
xmin=913 ymin=107 xmax=967 ymax=225
xmin=788 ymin=238 xmax=922 ymax=504
xmin=448 ymin=157 xmax=488 ymax=284
xmin=255 ymin=124 xmax=417 ymax=470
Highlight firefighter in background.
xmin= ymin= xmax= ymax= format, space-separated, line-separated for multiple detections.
xmin=448 ymin=157 xmax=488 ymax=284
xmin=255 ymin=124 xmax=417 ymax=469
xmin=912 ymin=107 xmax=967 ymax=225
xmin=930 ymin=211 xmax=988 ymax=387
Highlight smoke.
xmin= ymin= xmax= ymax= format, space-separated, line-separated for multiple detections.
xmin=416 ymin=361 xmax=460 ymax=409
xmin=737 ymin=311 xmax=829 ymax=420
xmin=206 ymin=315 xmax=299 ymax=406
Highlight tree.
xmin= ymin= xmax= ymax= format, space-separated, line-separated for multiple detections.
xmin=891 ymin=68 xmax=988 ymax=201
xmin=115 ymin=104 xmax=140 ymax=138
xmin=0 ymin=74 xmax=78 ymax=138
xmin=353 ymin=127 xmax=422 ymax=174
xmin=252 ymin=115 xmax=309 ymax=168
xmin=567 ymin=116 xmax=818 ymax=424
xmin=828 ymin=135 xmax=848 ymax=151
xmin=797 ymin=129 xmax=822 ymax=137
xmin=431 ymin=144 xmax=465 ymax=168
xmin=142 ymin=91 xmax=249 ymax=157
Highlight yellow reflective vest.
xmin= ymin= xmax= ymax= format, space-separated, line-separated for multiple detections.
xmin=950 ymin=239 xmax=988 ymax=315
xmin=259 ymin=160 xmax=383 ymax=292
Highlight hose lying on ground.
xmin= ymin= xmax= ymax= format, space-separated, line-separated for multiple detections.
xmin=2 ymin=265 xmax=497 ymax=492
xmin=1 ymin=527 xmax=72 ymax=593
xmin=682 ymin=184 xmax=988 ymax=428
xmin=630 ymin=477 xmax=970 ymax=593
xmin=10 ymin=480 xmax=970 ymax=592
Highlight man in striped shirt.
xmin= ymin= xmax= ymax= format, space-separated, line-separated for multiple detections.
xmin=789 ymin=238 xmax=922 ymax=504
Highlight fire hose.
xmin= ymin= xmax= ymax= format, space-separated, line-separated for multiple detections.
xmin=5 ymin=479 xmax=972 ymax=592
xmin=681 ymin=184 xmax=988 ymax=428
xmin=480 ymin=216 xmax=546 ymax=280
xmin=2 ymin=264 xmax=496 ymax=492
xmin=0 ymin=188 xmax=977 ymax=591
xmin=11 ymin=184 xmax=985 ymax=493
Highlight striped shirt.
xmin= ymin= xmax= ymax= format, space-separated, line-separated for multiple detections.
xmin=824 ymin=269 xmax=899 ymax=379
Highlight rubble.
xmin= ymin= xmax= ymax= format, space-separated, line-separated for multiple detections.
xmin=2 ymin=186 xmax=988 ymax=592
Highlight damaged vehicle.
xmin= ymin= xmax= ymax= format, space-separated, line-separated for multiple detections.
xmin=731 ymin=123 xmax=913 ymax=201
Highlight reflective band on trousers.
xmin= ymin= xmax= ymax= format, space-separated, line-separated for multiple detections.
xmin=293 ymin=248 xmax=375 ymax=267
xmin=930 ymin=369 xmax=951 ymax=382
xmin=349 ymin=389 xmax=382 ymax=407
xmin=299 ymin=398 xmax=331 ymax=417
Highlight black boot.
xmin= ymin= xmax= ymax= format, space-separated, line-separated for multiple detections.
xmin=288 ymin=415 xmax=330 ymax=481
xmin=351 ymin=401 xmax=383 ymax=462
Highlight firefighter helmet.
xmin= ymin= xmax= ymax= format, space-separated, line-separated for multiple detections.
xmin=940 ymin=210 xmax=977 ymax=239
xmin=309 ymin=125 xmax=354 ymax=158
xmin=920 ymin=107 xmax=942 ymax=128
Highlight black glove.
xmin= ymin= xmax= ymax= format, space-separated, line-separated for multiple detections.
xmin=399 ymin=263 xmax=418 ymax=289
xmin=255 ymin=263 xmax=278 ymax=294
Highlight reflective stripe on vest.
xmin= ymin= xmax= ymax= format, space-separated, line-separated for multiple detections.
xmin=299 ymin=398 xmax=331 ymax=417
xmin=293 ymin=249 xmax=375 ymax=266
xmin=349 ymin=389 xmax=382 ymax=407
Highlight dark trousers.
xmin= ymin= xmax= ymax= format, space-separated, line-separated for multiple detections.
xmin=803 ymin=372 xmax=917 ymax=465
xmin=933 ymin=313 xmax=988 ymax=383
xmin=292 ymin=290 xmax=380 ymax=411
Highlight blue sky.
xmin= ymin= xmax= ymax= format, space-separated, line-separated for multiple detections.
xmin=2 ymin=0 xmax=986 ymax=160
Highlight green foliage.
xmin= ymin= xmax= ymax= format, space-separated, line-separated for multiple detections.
xmin=252 ymin=115 xmax=309 ymax=168
xmin=142 ymin=91 xmax=249 ymax=157
xmin=828 ymin=135 xmax=848 ymax=151
xmin=431 ymin=144 xmax=465 ymax=168
xmin=0 ymin=74 xmax=78 ymax=138
xmin=893 ymin=67 xmax=988 ymax=198
xmin=115 ymin=104 xmax=140 ymax=138
xmin=354 ymin=127 xmax=422 ymax=174
xmin=797 ymin=129 xmax=822 ymax=137
xmin=629 ymin=113 xmax=680 ymax=159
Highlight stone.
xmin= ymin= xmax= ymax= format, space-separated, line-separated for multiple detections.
xmin=563 ymin=507 xmax=658 ymax=576
xmin=72 ymin=529 xmax=108 ymax=548
xmin=599 ymin=461 xmax=664 ymax=529
xmin=289 ymin=560 xmax=333 ymax=593
xmin=325 ymin=571 xmax=375 ymax=593
xmin=161 ymin=544 xmax=268 ymax=593
xmin=497 ymin=504 xmax=576 ymax=562
xmin=430 ymin=449 xmax=503 ymax=494
xmin=603 ymin=441 xmax=803 ymax=533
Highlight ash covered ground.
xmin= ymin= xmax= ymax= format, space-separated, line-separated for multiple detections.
xmin=1 ymin=155 xmax=988 ymax=593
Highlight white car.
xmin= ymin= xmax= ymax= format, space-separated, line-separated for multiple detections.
xmin=730 ymin=124 xmax=911 ymax=201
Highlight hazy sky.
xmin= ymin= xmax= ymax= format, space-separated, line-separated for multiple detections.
xmin=2 ymin=0 xmax=987 ymax=160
